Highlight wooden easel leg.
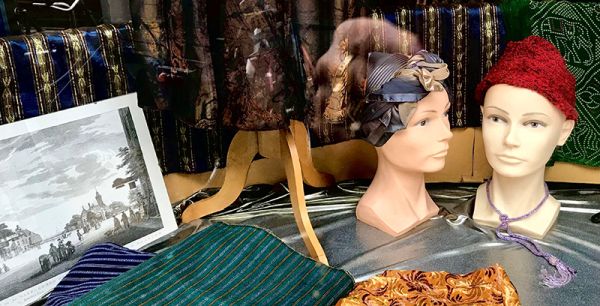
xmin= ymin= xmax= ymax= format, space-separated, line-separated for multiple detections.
xmin=181 ymin=131 xmax=258 ymax=223
xmin=280 ymin=129 xmax=329 ymax=265
xmin=290 ymin=120 xmax=335 ymax=188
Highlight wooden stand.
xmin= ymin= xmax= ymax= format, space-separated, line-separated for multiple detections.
xmin=181 ymin=120 xmax=333 ymax=265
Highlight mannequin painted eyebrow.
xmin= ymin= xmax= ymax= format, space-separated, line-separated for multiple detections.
xmin=485 ymin=106 xmax=551 ymax=118
xmin=420 ymin=101 xmax=451 ymax=114
xmin=523 ymin=112 xmax=551 ymax=118
xmin=484 ymin=106 xmax=509 ymax=114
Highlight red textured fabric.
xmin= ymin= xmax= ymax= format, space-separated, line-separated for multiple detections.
xmin=475 ymin=36 xmax=578 ymax=120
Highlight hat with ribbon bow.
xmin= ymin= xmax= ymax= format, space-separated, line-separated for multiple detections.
xmin=361 ymin=51 xmax=450 ymax=146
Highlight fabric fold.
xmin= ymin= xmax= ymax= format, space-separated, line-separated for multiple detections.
xmin=44 ymin=243 xmax=154 ymax=306
xmin=72 ymin=223 xmax=354 ymax=306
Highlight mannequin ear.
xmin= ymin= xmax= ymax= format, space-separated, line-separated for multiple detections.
xmin=557 ymin=119 xmax=575 ymax=146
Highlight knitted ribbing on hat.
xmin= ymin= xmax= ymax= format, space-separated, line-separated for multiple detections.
xmin=475 ymin=36 xmax=577 ymax=121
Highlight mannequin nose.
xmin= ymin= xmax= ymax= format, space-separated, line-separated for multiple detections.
xmin=504 ymin=124 xmax=520 ymax=147
xmin=438 ymin=118 xmax=453 ymax=142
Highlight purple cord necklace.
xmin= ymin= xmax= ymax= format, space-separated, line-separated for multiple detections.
xmin=485 ymin=180 xmax=576 ymax=288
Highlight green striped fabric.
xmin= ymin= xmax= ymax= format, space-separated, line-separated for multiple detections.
xmin=71 ymin=222 xmax=354 ymax=306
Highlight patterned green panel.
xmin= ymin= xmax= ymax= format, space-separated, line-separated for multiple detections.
xmin=531 ymin=1 xmax=600 ymax=167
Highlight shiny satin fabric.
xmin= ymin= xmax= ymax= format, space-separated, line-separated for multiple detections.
xmin=169 ymin=181 xmax=600 ymax=306
xmin=337 ymin=263 xmax=521 ymax=305
xmin=361 ymin=51 xmax=449 ymax=147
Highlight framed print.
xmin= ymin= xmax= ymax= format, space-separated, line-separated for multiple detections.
xmin=0 ymin=94 xmax=177 ymax=305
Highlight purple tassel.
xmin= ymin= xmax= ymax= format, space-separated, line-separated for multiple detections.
xmin=497 ymin=228 xmax=577 ymax=288
xmin=486 ymin=180 xmax=577 ymax=288
xmin=540 ymin=256 xmax=577 ymax=288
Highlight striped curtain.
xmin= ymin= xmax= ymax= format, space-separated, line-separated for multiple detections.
xmin=0 ymin=22 xmax=230 ymax=175
xmin=0 ymin=23 xmax=135 ymax=125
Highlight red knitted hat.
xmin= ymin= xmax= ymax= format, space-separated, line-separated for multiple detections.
xmin=475 ymin=36 xmax=577 ymax=120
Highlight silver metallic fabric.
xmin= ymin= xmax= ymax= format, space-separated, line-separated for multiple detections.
xmin=186 ymin=181 xmax=600 ymax=306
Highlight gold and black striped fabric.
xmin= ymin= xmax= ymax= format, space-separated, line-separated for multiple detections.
xmin=368 ymin=4 xmax=505 ymax=129
xmin=0 ymin=23 xmax=135 ymax=125
xmin=0 ymin=23 xmax=230 ymax=175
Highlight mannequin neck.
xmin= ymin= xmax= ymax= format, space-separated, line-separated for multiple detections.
xmin=370 ymin=154 xmax=428 ymax=207
xmin=355 ymin=153 xmax=438 ymax=236
xmin=489 ymin=169 xmax=548 ymax=217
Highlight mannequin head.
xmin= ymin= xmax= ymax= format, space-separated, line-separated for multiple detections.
xmin=481 ymin=84 xmax=575 ymax=178
xmin=472 ymin=36 xmax=578 ymax=241
xmin=355 ymin=51 xmax=450 ymax=236
xmin=476 ymin=36 xmax=577 ymax=178
xmin=360 ymin=51 xmax=452 ymax=173
xmin=378 ymin=89 xmax=452 ymax=173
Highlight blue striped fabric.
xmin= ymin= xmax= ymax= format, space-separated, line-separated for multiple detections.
xmin=44 ymin=243 xmax=154 ymax=306
xmin=0 ymin=24 xmax=135 ymax=125
xmin=72 ymin=223 xmax=354 ymax=306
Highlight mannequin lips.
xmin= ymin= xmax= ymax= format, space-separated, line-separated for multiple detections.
xmin=496 ymin=154 xmax=525 ymax=164
xmin=431 ymin=149 xmax=449 ymax=158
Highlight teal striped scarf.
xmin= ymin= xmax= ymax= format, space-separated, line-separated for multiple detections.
xmin=72 ymin=223 xmax=354 ymax=305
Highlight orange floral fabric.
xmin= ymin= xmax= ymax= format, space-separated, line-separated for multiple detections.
xmin=337 ymin=264 xmax=521 ymax=306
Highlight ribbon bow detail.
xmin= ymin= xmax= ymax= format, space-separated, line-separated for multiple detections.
xmin=395 ymin=54 xmax=449 ymax=92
